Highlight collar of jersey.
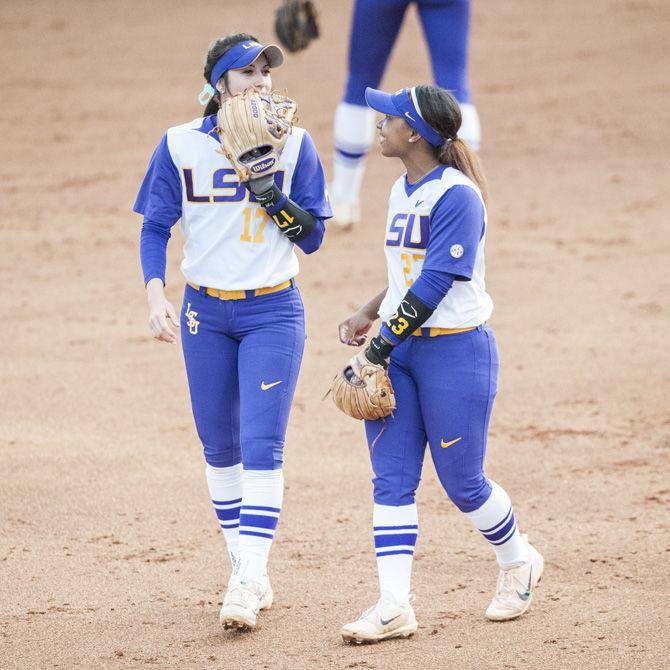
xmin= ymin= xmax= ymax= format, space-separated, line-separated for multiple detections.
xmin=404 ymin=164 xmax=448 ymax=198
xmin=195 ymin=114 xmax=218 ymax=138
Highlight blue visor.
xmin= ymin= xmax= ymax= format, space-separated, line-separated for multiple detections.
xmin=210 ymin=41 xmax=284 ymax=88
xmin=365 ymin=87 xmax=444 ymax=147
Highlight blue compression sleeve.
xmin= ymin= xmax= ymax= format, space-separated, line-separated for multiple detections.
xmin=294 ymin=218 xmax=325 ymax=254
xmin=410 ymin=269 xmax=455 ymax=310
xmin=140 ymin=219 xmax=171 ymax=285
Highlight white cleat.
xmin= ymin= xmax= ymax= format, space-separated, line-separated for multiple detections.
xmin=219 ymin=577 xmax=273 ymax=630
xmin=330 ymin=198 xmax=360 ymax=230
xmin=486 ymin=538 xmax=544 ymax=621
xmin=341 ymin=592 xmax=418 ymax=644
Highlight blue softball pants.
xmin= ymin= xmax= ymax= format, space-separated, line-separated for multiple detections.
xmin=365 ymin=325 xmax=498 ymax=511
xmin=344 ymin=0 xmax=472 ymax=106
xmin=180 ymin=282 xmax=305 ymax=470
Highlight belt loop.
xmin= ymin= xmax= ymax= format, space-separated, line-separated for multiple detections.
xmin=199 ymin=285 xmax=207 ymax=296
xmin=245 ymin=289 xmax=255 ymax=299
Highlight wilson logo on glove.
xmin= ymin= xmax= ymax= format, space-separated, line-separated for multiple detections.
xmin=251 ymin=158 xmax=277 ymax=173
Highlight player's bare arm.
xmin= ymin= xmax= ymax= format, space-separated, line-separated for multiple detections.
xmin=338 ymin=287 xmax=387 ymax=346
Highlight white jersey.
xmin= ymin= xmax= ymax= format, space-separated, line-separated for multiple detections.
xmin=378 ymin=165 xmax=493 ymax=329
xmin=135 ymin=116 xmax=331 ymax=290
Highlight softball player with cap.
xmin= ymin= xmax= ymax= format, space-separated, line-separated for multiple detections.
xmin=337 ymin=84 xmax=542 ymax=643
xmin=330 ymin=0 xmax=480 ymax=228
xmin=134 ymin=32 xmax=331 ymax=631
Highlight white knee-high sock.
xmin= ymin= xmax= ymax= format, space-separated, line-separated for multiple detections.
xmin=465 ymin=480 xmax=530 ymax=568
xmin=373 ymin=503 xmax=418 ymax=604
xmin=205 ymin=463 xmax=242 ymax=567
xmin=458 ymin=102 xmax=481 ymax=151
xmin=332 ymin=102 xmax=377 ymax=204
xmin=237 ymin=469 xmax=284 ymax=581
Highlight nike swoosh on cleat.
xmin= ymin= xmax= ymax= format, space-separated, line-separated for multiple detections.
xmin=440 ymin=437 xmax=462 ymax=449
xmin=516 ymin=566 xmax=533 ymax=601
xmin=261 ymin=381 xmax=282 ymax=391
xmin=380 ymin=614 xmax=401 ymax=626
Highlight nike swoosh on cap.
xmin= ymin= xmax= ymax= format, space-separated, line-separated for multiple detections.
xmin=404 ymin=111 xmax=416 ymax=122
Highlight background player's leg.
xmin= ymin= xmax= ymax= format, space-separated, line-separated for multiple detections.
xmin=331 ymin=0 xmax=410 ymax=227
xmin=235 ymin=288 xmax=306 ymax=583
xmin=341 ymin=345 xmax=423 ymax=643
xmin=417 ymin=0 xmax=481 ymax=149
xmin=180 ymin=286 xmax=242 ymax=569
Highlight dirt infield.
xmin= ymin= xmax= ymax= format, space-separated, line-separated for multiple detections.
xmin=1 ymin=1 xmax=668 ymax=668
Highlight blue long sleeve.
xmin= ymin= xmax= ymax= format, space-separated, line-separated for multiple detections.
xmin=140 ymin=219 xmax=172 ymax=285
xmin=410 ymin=268 xmax=456 ymax=309
xmin=293 ymin=218 xmax=325 ymax=254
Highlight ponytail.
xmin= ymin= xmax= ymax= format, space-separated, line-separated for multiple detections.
xmin=415 ymin=84 xmax=489 ymax=205
xmin=438 ymin=139 xmax=488 ymax=205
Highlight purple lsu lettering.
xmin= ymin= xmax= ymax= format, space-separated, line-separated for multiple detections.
xmin=183 ymin=168 xmax=285 ymax=203
xmin=386 ymin=213 xmax=430 ymax=249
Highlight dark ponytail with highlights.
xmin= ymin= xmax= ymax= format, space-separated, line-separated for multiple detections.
xmin=415 ymin=84 xmax=488 ymax=205
xmin=202 ymin=32 xmax=259 ymax=117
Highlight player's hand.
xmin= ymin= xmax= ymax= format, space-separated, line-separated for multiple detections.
xmin=338 ymin=310 xmax=374 ymax=347
xmin=146 ymin=278 xmax=180 ymax=344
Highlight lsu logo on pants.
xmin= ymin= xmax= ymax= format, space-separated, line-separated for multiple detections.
xmin=185 ymin=303 xmax=200 ymax=335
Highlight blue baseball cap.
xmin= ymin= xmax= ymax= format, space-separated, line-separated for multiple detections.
xmin=365 ymin=86 xmax=445 ymax=147
xmin=210 ymin=41 xmax=284 ymax=88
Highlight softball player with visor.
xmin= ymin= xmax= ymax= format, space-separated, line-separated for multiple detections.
xmin=337 ymin=84 xmax=543 ymax=643
xmin=134 ymin=33 xmax=331 ymax=631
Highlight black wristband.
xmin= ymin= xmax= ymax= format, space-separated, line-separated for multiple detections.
xmin=365 ymin=335 xmax=395 ymax=367
xmin=252 ymin=182 xmax=283 ymax=209
xmin=254 ymin=184 xmax=317 ymax=243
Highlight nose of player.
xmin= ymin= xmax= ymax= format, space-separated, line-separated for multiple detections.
xmin=248 ymin=77 xmax=270 ymax=93
xmin=376 ymin=119 xmax=386 ymax=145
